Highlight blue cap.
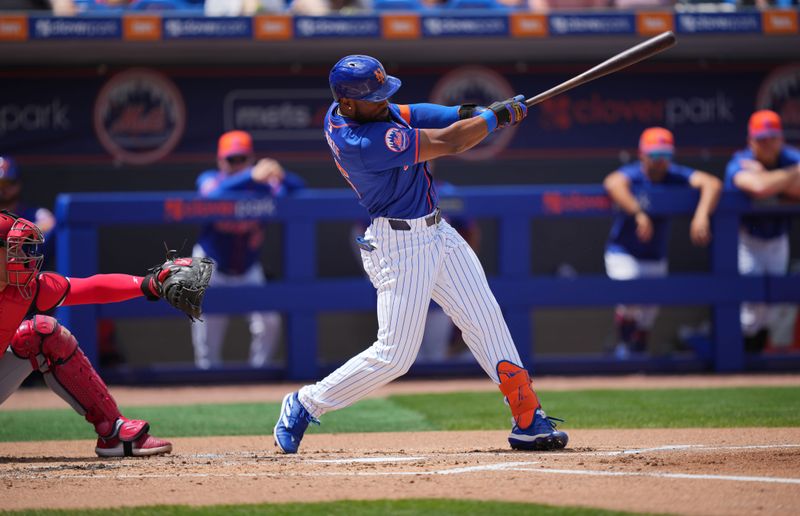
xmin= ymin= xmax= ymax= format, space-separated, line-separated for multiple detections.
xmin=0 ymin=157 xmax=18 ymax=181
xmin=329 ymin=55 xmax=401 ymax=102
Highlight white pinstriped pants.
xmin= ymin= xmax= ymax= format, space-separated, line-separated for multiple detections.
xmin=299 ymin=212 xmax=522 ymax=419
xmin=738 ymin=231 xmax=790 ymax=337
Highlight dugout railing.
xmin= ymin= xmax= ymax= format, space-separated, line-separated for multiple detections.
xmin=55 ymin=186 xmax=800 ymax=383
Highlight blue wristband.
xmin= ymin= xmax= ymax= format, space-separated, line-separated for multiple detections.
xmin=479 ymin=110 xmax=497 ymax=132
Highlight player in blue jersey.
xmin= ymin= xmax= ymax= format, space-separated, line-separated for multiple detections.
xmin=603 ymin=127 xmax=722 ymax=359
xmin=0 ymin=156 xmax=55 ymax=264
xmin=725 ymin=110 xmax=800 ymax=352
xmin=274 ymin=54 xmax=568 ymax=454
xmin=192 ymin=130 xmax=305 ymax=369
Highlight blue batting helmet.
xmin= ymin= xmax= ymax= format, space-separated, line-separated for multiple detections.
xmin=329 ymin=55 xmax=401 ymax=102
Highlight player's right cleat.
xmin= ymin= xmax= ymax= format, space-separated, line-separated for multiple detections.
xmin=95 ymin=418 xmax=172 ymax=458
xmin=274 ymin=392 xmax=319 ymax=454
xmin=508 ymin=408 xmax=569 ymax=451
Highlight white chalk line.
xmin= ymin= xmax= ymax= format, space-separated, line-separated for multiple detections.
xmin=562 ymin=443 xmax=800 ymax=457
xmin=312 ymin=456 xmax=425 ymax=464
xmin=512 ymin=467 xmax=800 ymax=485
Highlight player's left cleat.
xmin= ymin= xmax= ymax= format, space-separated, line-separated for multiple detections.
xmin=508 ymin=408 xmax=568 ymax=451
xmin=274 ymin=392 xmax=319 ymax=454
xmin=95 ymin=418 xmax=172 ymax=457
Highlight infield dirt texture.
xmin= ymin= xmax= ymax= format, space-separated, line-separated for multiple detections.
xmin=2 ymin=375 xmax=799 ymax=515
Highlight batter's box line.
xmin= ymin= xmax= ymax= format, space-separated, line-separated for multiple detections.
xmin=512 ymin=467 xmax=800 ymax=485
xmin=580 ymin=443 xmax=800 ymax=457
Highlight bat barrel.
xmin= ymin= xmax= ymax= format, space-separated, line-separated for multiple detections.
xmin=525 ymin=31 xmax=676 ymax=108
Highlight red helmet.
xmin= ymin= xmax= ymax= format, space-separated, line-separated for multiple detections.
xmin=0 ymin=211 xmax=44 ymax=299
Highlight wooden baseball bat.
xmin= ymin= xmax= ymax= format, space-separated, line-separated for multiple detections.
xmin=525 ymin=31 xmax=677 ymax=108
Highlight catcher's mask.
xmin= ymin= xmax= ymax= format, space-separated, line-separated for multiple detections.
xmin=0 ymin=210 xmax=44 ymax=299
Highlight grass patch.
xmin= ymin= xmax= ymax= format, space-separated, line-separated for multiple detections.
xmin=391 ymin=387 xmax=800 ymax=430
xmin=2 ymin=499 xmax=649 ymax=516
xmin=1 ymin=386 xmax=797 ymax=442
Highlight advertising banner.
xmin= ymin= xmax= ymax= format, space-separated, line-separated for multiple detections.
xmin=1 ymin=62 xmax=798 ymax=164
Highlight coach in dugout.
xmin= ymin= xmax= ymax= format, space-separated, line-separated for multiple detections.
xmin=191 ymin=130 xmax=305 ymax=369
xmin=603 ymin=127 xmax=722 ymax=359
xmin=726 ymin=110 xmax=800 ymax=353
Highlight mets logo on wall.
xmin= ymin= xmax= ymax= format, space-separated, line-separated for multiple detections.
xmin=385 ymin=127 xmax=410 ymax=153
xmin=757 ymin=64 xmax=800 ymax=144
xmin=94 ymin=68 xmax=186 ymax=165
xmin=430 ymin=66 xmax=515 ymax=161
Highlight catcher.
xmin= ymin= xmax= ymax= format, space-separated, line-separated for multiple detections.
xmin=0 ymin=210 xmax=212 ymax=457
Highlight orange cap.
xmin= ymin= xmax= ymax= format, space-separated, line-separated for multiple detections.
xmin=748 ymin=110 xmax=782 ymax=139
xmin=218 ymin=130 xmax=253 ymax=159
xmin=639 ymin=127 xmax=674 ymax=154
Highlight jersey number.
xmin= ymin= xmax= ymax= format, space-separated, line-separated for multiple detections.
xmin=335 ymin=159 xmax=361 ymax=198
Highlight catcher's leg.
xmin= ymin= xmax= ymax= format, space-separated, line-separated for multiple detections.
xmin=0 ymin=349 xmax=34 ymax=405
xmin=10 ymin=315 xmax=172 ymax=457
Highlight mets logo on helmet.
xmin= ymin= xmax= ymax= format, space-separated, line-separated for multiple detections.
xmin=384 ymin=127 xmax=409 ymax=153
xmin=374 ymin=68 xmax=386 ymax=85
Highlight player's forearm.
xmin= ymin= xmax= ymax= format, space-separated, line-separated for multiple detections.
xmin=736 ymin=168 xmax=799 ymax=198
xmin=603 ymin=176 xmax=641 ymax=215
xmin=610 ymin=191 xmax=642 ymax=215
xmin=694 ymin=181 xmax=722 ymax=220
xmin=202 ymin=171 xmax=258 ymax=197
xmin=62 ymin=274 xmax=146 ymax=306
xmin=421 ymin=117 xmax=489 ymax=158
xmin=783 ymin=172 xmax=800 ymax=199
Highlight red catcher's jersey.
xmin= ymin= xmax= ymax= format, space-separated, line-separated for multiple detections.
xmin=0 ymin=272 xmax=69 ymax=345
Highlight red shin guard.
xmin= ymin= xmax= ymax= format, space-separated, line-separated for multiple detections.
xmin=11 ymin=315 xmax=123 ymax=438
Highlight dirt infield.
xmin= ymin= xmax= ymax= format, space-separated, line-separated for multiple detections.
xmin=2 ymin=429 xmax=799 ymax=514
xmin=2 ymin=376 xmax=799 ymax=514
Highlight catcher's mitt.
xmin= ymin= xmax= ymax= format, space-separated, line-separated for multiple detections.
xmin=141 ymin=253 xmax=213 ymax=321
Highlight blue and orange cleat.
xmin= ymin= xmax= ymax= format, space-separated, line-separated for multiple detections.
xmin=273 ymin=392 xmax=319 ymax=454
xmin=508 ymin=408 xmax=569 ymax=451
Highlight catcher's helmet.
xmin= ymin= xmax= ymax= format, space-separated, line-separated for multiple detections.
xmin=329 ymin=55 xmax=401 ymax=102
xmin=0 ymin=210 xmax=44 ymax=299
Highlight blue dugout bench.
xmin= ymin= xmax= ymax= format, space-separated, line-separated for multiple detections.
xmin=55 ymin=186 xmax=800 ymax=383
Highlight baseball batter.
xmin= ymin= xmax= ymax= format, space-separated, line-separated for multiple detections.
xmin=725 ymin=110 xmax=800 ymax=351
xmin=0 ymin=211 xmax=199 ymax=456
xmin=604 ymin=127 xmax=721 ymax=358
xmin=193 ymin=130 xmax=305 ymax=369
xmin=273 ymin=55 xmax=568 ymax=454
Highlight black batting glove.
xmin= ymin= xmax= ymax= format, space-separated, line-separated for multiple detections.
xmin=487 ymin=95 xmax=528 ymax=129
xmin=458 ymin=104 xmax=487 ymax=120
